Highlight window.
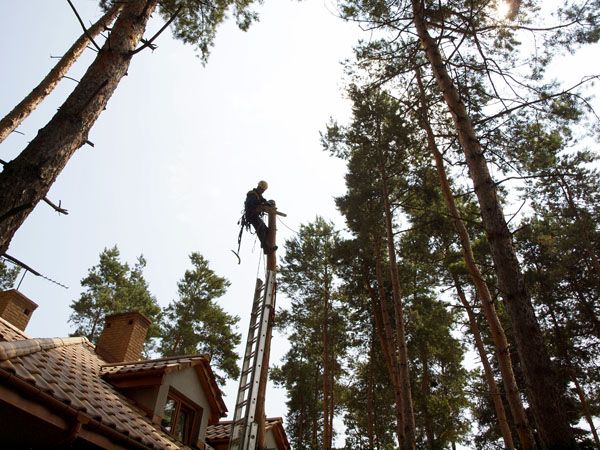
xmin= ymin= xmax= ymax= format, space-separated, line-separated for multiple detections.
xmin=161 ymin=389 xmax=203 ymax=445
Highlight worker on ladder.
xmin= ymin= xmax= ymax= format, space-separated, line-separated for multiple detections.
xmin=245 ymin=180 xmax=278 ymax=255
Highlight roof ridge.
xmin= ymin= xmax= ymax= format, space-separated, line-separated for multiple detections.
xmin=100 ymin=352 xmax=210 ymax=368
xmin=0 ymin=336 xmax=88 ymax=361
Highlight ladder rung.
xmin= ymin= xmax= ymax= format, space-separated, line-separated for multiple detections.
xmin=236 ymin=399 xmax=249 ymax=408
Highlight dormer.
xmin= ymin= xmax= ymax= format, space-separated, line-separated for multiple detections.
xmin=101 ymin=354 xmax=227 ymax=448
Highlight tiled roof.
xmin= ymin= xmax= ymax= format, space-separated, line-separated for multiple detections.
xmin=0 ymin=316 xmax=29 ymax=342
xmin=0 ymin=328 xmax=187 ymax=449
xmin=101 ymin=354 xmax=209 ymax=376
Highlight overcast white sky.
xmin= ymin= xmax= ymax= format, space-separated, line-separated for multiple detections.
xmin=2 ymin=1 xmax=599 ymax=447
xmin=0 ymin=0 xmax=362 ymax=440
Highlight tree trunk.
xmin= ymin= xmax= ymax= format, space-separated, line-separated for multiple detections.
xmin=322 ymin=274 xmax=332 ymax=450
xmin=376 ymin=132 xmax=416 ymax=450
xmin=0 ymin=0 xmax=158 ymax=255
xmin=312 ymin=367 xmax=319 ymax=449
xmin=410 ymin=1 xmax=576 ymax=447
xmin=372 ymin=248 xmax=406 ymax=448
xmin=573 ymin=376 xmax=600 ymax=449
xmin=0 ymin=5 xmax=122 ymax=144
xmin=453 ymin=280 xmax=515 ymax=450
xmin=420 ymin=347 xmax=435 ymax=449
xmin=558 ymin=174 xmax=600 ymax=279
xmin=546 ymin=302 xmax=600 ymax=450
xmin=414 ymin=68 xmax=532 ymax=450
xmin=568 ymin=277 xmax=600 ymax=339
xmin=367 ymin=340 xmax=376 ymax=450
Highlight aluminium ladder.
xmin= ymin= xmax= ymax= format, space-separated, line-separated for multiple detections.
xmin=228 ymin=270 xmax=276 ymax=450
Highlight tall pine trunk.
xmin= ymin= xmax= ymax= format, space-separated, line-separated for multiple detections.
xmin=322 ymin=274 xmax=332 ymax=450
xmin=375 ymin=136 xmax=416 ymax=450
xmin=411 ymin=1 xmax=575 ymax=446
xmin=365 ymin=258 xmax=406 ymax=448
xmin=453 ymin=280 xmax=515 ymax=450
xmin=367 ymin=340 xmax=376 ymax=450
xmin=414 ymin=68 xmax=532 ymax=450
xmin=0 ymin=4 xmax=121 ymax=144
xmin=546 ymin=303 xmax=600 ymax=449
xmin=0 ymin=0 xmax=159 ymax=255
xmin=420 ymin=347 xmax=435 ymax=449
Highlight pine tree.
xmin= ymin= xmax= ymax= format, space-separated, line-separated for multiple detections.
xmin=69 ymin=246 xmax=160 ymax=346
xmin=0 ymin=259 xmax=20 ymax=290
xmin=0 ymin=0 xmax=262 ymax=254
xmin=159 ymin=252 xmax=240 ymax=384
xmin=0 ymin=4 xmax=121 ymax=144
xmin=276 ymin=217 xmax=349 ymax=450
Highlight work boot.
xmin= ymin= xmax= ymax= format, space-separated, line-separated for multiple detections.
xmin=263 ymin=245 xmax=278 ymax=255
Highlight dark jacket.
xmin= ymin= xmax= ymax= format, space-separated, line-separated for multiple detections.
xmin=244 ymin=189 xmax=267 ymax=219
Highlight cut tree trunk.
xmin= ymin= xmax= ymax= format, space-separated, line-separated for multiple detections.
xmin=0 ymin=0 xmax=159 ymax=255
xmin=0 ymin=4 xmax=121 ymax=144
xmin=411 ymin=1 xmax=576 ymax=447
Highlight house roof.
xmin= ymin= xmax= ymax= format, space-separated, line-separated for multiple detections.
xmin=101 ymin=354 xmax=228 ymax=422
xmin=0 ymin=317 xmax=187 ymax=449
xmin=206 ymin=417 xmax=290 ymax=450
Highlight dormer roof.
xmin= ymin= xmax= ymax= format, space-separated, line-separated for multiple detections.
xmin=101 ymin=354 xmax=228 ymax=422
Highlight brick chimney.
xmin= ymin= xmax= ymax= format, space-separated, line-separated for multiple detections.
xmin=95 ymin=311 xmax=151 ymax=363
xmin=0 ymin=289 xmax=38 ymax=331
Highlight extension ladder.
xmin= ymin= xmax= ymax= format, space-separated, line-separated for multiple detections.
xmin=228 ymin=270 xmax=276 ymax=450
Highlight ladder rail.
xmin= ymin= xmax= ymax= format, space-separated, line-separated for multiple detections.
xmin=229 ymin=271 xmax=276 ymax=450
xmin=230 ymin=279 xmax=264 ymax=448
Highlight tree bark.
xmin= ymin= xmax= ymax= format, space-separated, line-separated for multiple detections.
xmin=411 ymin=1 xmax=576 ymax=447
xmin=0 ymin=0 xmax=159 ymax=255
xmin=0 ymin=4 xmax=121 ymax=144
xmin=414 ymin=68 xmax=532 ymax=450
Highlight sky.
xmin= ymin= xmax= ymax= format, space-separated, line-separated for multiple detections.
xmin=0 ymin=0 xmax=361 ymax=442
xmin=2 ymin=1 xmax=599 ymax=448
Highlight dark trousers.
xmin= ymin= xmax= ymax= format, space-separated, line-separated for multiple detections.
xmin=248 ymin=216 xmax=269 ymax=249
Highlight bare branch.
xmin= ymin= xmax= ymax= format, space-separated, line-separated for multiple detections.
xmin=131 ymin=6 xmax=183 ymax=55
xmin=66 ymin=0 xmax=102 ymax=52
xmin=42 ymin=197 xmax=69 ymax=215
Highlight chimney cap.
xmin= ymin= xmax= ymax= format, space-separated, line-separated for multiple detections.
xmin=0 ymin=289 xmax=39 ymax=310
xmin=103 ymin=311 xmax=151 ymax=327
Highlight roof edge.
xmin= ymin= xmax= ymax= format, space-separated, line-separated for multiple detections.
xmin=0 ymin=337 xmax=88 ymax=361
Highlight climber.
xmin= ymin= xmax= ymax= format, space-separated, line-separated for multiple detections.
xmin=244 ymin=180 xmax=278 ymax=255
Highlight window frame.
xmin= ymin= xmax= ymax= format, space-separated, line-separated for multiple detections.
xmin=161 ymin=388 xmax=203 ymax=445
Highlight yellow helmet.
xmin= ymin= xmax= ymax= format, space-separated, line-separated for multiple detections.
xmin=257 ymin=180 xmax=268 ymax=191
